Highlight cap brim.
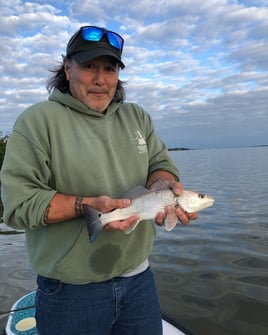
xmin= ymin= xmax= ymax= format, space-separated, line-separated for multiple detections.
xmin=72 ymin=47 xmax=125 ymax=68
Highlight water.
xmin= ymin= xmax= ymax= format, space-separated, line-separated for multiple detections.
xmin=150 ymin=146 xmax=268 ymax=335
xmin=0 ymin=147 xmax=268 ymax=334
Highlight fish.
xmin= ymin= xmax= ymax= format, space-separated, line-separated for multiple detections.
xmin=83 ymin=183 xmax=214 ymax=243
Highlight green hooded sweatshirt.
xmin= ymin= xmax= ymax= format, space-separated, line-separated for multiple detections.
xmin=1 ymin=89 xmax=179 ymax=283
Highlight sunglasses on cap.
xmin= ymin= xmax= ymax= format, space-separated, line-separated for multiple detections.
xmin=78 ymin=26 xmax=124 ymax=52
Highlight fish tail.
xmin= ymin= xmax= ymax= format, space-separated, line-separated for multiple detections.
xmin=82 ymin=204 xmax=103 ymax=243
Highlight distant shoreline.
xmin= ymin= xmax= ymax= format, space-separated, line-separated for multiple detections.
xmin=168 ymin=144 xmax=268 ymax=151
xmin=168 ymin=147 xmax=191 ymax=151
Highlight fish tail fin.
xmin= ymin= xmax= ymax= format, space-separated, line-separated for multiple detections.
xmin=82 ymin=204 xmax=103 ymax=243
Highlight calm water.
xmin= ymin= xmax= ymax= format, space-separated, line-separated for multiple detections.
xmin=150 ymin=146 xmax=268 ymax=335
xmin=1 ymin=147 xmax=268 ymax=335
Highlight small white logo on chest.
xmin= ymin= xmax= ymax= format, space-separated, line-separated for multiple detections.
xmin=135 ymin=130 xmax=147 ymax=154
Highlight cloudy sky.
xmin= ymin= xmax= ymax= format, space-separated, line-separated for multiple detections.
xmin=0 ymin=0 xmax=267 ymax=148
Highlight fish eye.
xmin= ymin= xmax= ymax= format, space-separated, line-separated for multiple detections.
xmin=198 ymin=193 xmax=205 ymax=199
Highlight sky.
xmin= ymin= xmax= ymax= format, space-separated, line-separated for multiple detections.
xmin=0 ymin=0 xmax=267 ymax=149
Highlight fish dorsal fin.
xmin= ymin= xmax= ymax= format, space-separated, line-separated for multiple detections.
xmin=121 ymin=185 xmax=150 ymax=199
xmin=149 ymin=179 xmax=171 ymax=192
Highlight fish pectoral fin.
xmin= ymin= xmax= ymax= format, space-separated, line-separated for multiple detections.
xmin=164 ymin=213 xmax=178 ymax=231
xmin=124 ymin=219 xmax=141 ymax=235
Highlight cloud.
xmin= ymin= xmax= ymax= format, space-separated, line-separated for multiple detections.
xmin=0 ymin=0 xmax=267 ymax=148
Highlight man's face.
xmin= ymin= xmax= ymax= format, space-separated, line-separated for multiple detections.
xmin=64 ymin=56 xmax=119 ymax=113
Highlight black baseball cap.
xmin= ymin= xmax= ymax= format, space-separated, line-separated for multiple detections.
xmin=66 ymin=26 xmax=125 ymax=68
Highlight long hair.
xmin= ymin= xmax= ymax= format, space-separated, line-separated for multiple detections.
xmin=46 ymin=60 xmax=126 ymax=103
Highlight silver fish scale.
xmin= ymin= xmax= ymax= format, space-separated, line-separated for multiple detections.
xmin=101 ymin=190 xmax=176 ymax=225
xmin=131 ymin=190 xmax=176 ymax=219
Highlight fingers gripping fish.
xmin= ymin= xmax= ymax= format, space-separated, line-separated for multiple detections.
xmin=82 ymin=184 xmax=214 ymax=243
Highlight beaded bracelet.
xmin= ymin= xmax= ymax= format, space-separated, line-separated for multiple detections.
xmin=74 ymin=196 xmax=84 ymax=216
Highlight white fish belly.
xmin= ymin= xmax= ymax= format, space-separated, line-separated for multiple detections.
xmin=101 ymin=190 xmax=175 ymax=225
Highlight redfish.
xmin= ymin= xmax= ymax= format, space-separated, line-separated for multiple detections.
xmin=83 ymin=184 xmax=214 ymax=242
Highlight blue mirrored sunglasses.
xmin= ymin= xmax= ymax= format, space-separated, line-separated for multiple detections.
xmin=81 ymin=26 xmax=124 ymax=52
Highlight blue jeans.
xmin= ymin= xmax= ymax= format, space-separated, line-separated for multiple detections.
xmin=35 ymin=267 xmax=162 ymax=335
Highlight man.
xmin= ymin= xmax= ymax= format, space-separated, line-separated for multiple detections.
xmin=1 ymin=26 xmax=197 ymax=334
